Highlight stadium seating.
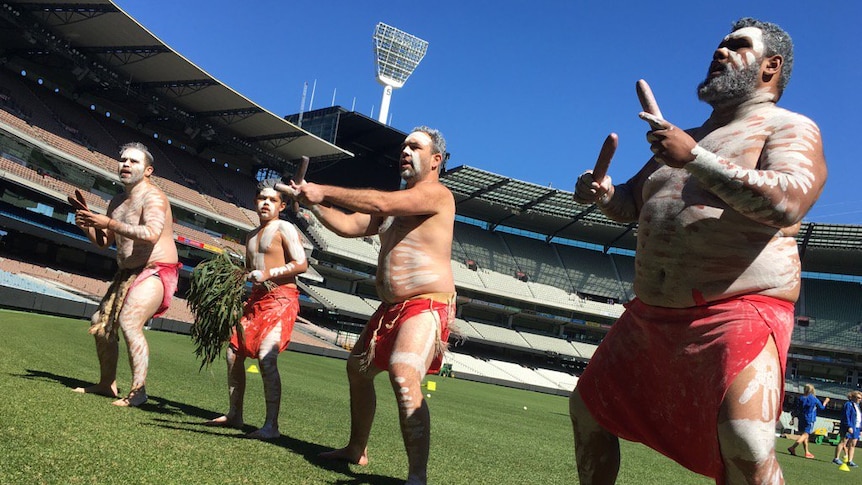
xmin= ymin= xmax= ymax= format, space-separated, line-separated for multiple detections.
xmin=794 ymin=279 xmax=862 ymax=349
xmin=556 ymin=244 xmax=625 ymax=300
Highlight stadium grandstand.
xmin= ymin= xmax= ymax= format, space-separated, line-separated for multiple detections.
xmin=1 ymin=0 xmax=861 ymax=432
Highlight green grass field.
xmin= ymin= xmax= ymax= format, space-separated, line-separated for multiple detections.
xmin=0 ymin=308 xmax=847 ymax=484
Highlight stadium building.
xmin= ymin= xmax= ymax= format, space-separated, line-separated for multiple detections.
xmin=1 ymin=0 xmax=860 ymax=435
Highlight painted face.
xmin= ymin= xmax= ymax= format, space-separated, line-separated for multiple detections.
xmin=255 ymin=187 xmax=284 ymax=221
xmin=118 ymin=147 xmax=151 ymax=185
xmin=715 ymin=27 xmax=765 ymax=72
xmin=399 ymin=131 xmax=435 ymax=181
xmin=697 ymin=27 xmax=766 ymax=105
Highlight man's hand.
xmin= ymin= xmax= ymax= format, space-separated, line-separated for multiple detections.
xmin=290 ymin=181 xmax=325 ymax=206
xmin=247 ymin=270 xmax=266 ymax=283
xmin=640 ymin=113 xmax=698 ymax=168
xmin=75 ymin=210 xmax=111 ymax=230
xmin=574 ymin=170 xmax=613 ymax=205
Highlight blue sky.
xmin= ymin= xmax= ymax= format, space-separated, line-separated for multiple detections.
xmin=116 ymin=0 xmax=861 ymax=224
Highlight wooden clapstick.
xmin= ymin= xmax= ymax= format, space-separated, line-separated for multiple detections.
xmin=592 ymin=133 xmax=618 ymax=182
xmin=67 ymin=189 xmax=107 ymax=246
xmin=293 ymin=155 xmax=309 ymax=185
xmin=636 ymin=79 xmax=663 ymax=119
xmin=273 ymin=156 xmax=310 ymax=213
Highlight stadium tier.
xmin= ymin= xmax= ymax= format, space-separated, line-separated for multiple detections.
xmin=1 ymin=0 xmax=860 ymax=404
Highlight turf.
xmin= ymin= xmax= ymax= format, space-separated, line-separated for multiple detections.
xmin=0 ymin=308 xmax=846 ymax=484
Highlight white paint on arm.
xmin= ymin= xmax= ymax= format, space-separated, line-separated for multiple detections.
xmin=684 ymin=116 xmax=822 ymax=227
xmin=109 ymin=190 xmax=166 ymax=242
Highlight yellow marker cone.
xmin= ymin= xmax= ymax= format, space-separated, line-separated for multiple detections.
xmin=839 ymin=457 xmax=851 ymax=472
xmin=426 ymin=381 xmax=436 ymax=391
xmin=247 ymin=364 xmax=260 ymax=374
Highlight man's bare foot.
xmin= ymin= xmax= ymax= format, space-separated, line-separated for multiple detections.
xmin=245 ymin=427 xmax=280 ymax=440
xmin=72 ymin=384 xmax=118 ymax=398
xmin=112 ymin=389 xmax=147 ymax=407
xmin=203 ymin=415 xmax=244 ymax=429
xmin=319 ymin=447 xmax=369 ymax=466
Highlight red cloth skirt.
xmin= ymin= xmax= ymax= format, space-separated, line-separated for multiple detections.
xmin=230 ymin=285 xmax=299 ymax=359
xmin=577 ymin=295 xmax=794 ymax=481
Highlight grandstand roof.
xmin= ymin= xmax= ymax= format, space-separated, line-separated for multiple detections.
xmin=0 ymin=0 xmax=351 ymax=171
xmin=285 ymin=107 xmax=404 ymax=191
xmin=442 ymin=165 xmax=862 ymax=276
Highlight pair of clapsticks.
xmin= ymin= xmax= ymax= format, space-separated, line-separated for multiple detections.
xmin=591 ymin=79 xmax=663 ymax=181
xmin=68 ymin=189 xmax=107 ymax=246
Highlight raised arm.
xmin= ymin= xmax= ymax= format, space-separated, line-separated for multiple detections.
xmin=107 ymin=190 xmax=170 ymax=243
xmin=684 ymin=115 xmax=826 ymax=227
xmin=76 ymin=215 xmax=116 ymax=248
xmin=77 ymin=189 xmax=169 ymax=244
xmin=574 ymin=156 xmax=659 ymax=224
xmin=294 ymin=180 xmax=451 ymax=236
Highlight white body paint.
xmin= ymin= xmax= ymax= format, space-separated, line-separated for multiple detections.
xmin=390 ymin=311 xmax=439 ymax=377
xmin=633 ymin=103 xmax=823 ymax=308
xmin=737 ymin=352 xmax=781 ymax=421
xmin=721 ymin=27 xmax=764 ymax=69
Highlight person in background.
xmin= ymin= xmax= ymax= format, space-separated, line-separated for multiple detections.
xmin=787 ymin=384 xmax=829 ymax=458
xmin=833 ymin=390 xmax=862 ymax=467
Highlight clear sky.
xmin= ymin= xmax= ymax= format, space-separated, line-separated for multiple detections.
xmin=116 ymin=0 xmax=861 ymax=224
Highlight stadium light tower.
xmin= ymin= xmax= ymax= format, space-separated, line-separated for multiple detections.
xmin=372 ymin=22 xmax=428 ymax=124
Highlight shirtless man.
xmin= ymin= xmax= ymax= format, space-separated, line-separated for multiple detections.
xmin=204 ymin=179 xmax=307 ymax=439
xmin=73 ymin=142 xmax=180 ymax=407
xmin=291 ymin=126 xmax=455 ymax=485
xmin=570 ymin=18 xmax=826 ymax=484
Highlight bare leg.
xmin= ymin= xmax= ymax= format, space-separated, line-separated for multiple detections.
xmin=319 ymin=327 xmax=379 ymax=465
xmin=73 ymin=310 xmax=120 ymax=397
xmin=717 ymin=336 xmax=784 ymax=484
xmin=385 ymin=312 xmax=443 ymax=485
xmin=848 ymin=439 xmax=858 ymax=463
xmin=111 ymin=276 xmax=163 ymax=407
xmin=569 ymin=388 xmax=620 ymax=485
xmin=204 ymin=346 xmax=245 ymax=428
xmin=834 ymin=438 xmax=847 ymax=461
xmin=788 ymin=432 xmax=810 ymax=456
xmin=246 ymin=324 xmax=282 ymax=440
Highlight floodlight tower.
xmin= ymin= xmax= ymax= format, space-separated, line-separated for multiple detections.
xmin=372 ymin=22 xmax=428 ymax=124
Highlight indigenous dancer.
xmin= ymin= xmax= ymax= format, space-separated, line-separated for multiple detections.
xmin=73 ymin=142 xmax=180 ymax=407
xmin=290 ymin=126 xmax=455 ymax=485
xmin=204 ymin=179 xmax=307 ymax=440
xmin=787 ymin=384 xmax=828 ymax=458
xmin=570 ymin=18 xmax=827 ymax=484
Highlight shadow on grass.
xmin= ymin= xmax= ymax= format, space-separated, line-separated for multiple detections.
xmin=16 ymin=368 xmax=220 ymax=420
xmin=18 ymin=368 xmax=403 ymax=484
xmin=148 ymin=421 xmax=403 ymax=484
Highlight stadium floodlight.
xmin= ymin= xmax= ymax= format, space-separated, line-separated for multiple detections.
xmin=372 ymin=22 xmax=428 ymax=124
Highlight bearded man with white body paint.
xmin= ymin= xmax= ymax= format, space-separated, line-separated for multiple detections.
xmin=570 ymin=18 xmax=826 ymax=484
xmin=204 ymin=179 xmax=308 ymax=439
xmin=72 ymin=142 xmax=181 ymax=407
xmin=290 ymin=126 xmax=455 ymax=485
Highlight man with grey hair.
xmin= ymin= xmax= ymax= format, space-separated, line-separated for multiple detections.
xmin=571 ymin=18 xmax=826 ymax=483
xmin=290 ymin=126 xmax=455 ymax=485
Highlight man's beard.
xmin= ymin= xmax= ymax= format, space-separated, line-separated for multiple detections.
xmin=697 ymin=62 xmax=759 ymax=106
